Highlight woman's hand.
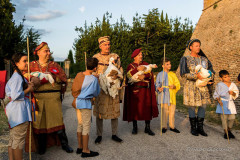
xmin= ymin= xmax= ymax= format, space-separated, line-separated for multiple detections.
xmin=197 ymin=73 xmax=203 ymax=80
xmin=138 ymin=74 xmax=145 ymax=81
xmin=137 ymin=66 xmax=146 ymax=71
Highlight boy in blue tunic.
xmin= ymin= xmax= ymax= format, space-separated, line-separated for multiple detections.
xmin=156 ymin=58 xmax=181 ymax=133
xmin=5 ymin=53 xmax=35 ymax=160
xmin=72 ymin=58 xmax=100 ymax=158
xmin=213 ymin=70 xmax=239 ymax=139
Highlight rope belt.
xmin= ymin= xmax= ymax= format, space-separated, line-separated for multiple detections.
xmin=34 ymin=90 xmax=61 ymax=93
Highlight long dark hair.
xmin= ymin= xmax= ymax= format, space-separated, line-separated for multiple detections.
xmin=11 ymin=53 xmax=28 ymax=90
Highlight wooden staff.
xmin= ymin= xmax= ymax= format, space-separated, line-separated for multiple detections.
xmin=84 ymin=52 xmax=87 ymax=70
xmin=218 ymin=98 xmax=230 ymax=143
xmin=27 ymin=37 xmax=32 ymax=160
xmin=160 ymin=44 xmax=166 ymax=135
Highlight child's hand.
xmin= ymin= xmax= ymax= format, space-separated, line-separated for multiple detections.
xmin=229 ymin=91 xmax=236 ymax=97
xmin=27 ymin=83 xmax=35 ymax=92
xmin=158 ymin=87 xmax=164 ymax=92
xmin=169 ymin=85 xmax=176 ymax=89
xmin=219 ymin=101 xmax=223 ymax=107
xmin=217 ymin=98 xmax=223 ymax=107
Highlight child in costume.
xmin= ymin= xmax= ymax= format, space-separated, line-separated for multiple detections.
xmin=5 ymin=53 xmax=34 ymax=160
xmin=213 ymin=70 xmax=239 ymax=139
xmin=156 ymin=57 xmax=181 ymax=133
xmin=72 ymin=58 xmax=100 ymax=158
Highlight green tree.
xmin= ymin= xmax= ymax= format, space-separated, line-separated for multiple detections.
xmin=0 ymin=0 xmax=41 ymax=70
xmin=74 ymin=8 xmax=194 ymax=74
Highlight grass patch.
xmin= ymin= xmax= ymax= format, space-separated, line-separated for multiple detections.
xmin=176 ymin=94 xmax=240 ymax=130
xmin=0 ymin=107 xmax=9 ymax=135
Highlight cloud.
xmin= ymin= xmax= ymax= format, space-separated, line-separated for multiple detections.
xmin=36 ymin=29 xmax=52 ymax=35
xmin=26 ymin=11 xmax=66 ymax=21
xmin=12 ymin=0 xmax=47 ymax=21
xmin=78 ymin=6 xmax=85 ymax=13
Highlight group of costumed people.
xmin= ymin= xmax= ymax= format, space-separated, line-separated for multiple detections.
xmin=4 ymin=36 xmax=240 ymax=159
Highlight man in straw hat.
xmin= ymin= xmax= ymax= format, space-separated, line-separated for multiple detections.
xmin=25 ymin=42 xmax=73 ymax=154
xmin=93 ymin=36 xmax=123 ymax=144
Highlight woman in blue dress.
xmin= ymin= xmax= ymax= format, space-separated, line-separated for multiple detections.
xmin=5 ymin=53 xmax=34 ymax=160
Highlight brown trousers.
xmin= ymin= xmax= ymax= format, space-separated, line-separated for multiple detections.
xmin=220 ymin=114 xmax=235 ymax=130
xmin=96 ymin=117 xmax=118 ymax=136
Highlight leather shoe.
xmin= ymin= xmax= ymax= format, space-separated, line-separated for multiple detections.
xmin=170 ymin=128 xmax=180 ymax=133
xmin=112 ymin=135 xmax=123 ymax=143
xmin=95 ymin=136 xmax=102 ymax=144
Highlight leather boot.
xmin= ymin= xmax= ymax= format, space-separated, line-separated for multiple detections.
xmin=197 ymin=117 xmax=208 ymax=137
xmin=38 ymin=133 xmax=47 ymax=155
xmin=189 ymin=117 xmax=199 ymax=136
xmin=144 ymin=121 xmax=155 ymax=136
xmin=132 ymin=120 xmax=138 ymax=135
xmin=57 ymin=130 xmax=73 ymax=153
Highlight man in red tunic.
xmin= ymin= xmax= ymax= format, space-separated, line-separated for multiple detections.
xmin=123 ymin=48 xmax=159 ymax=136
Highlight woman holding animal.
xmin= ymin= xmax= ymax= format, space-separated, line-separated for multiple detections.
xmin=180 ymin=39 xmax=215 ymax=137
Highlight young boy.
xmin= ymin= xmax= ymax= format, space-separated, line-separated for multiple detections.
xmin=156 ymin=58 xmax=181 ymax=133
xmin=213 ymin=70 xmax=239 ymax=139
xmin=72 ymin=58 xmax=100 ymax=157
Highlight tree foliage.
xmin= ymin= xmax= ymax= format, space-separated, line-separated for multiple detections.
xmin=74 ymin=8 xmax=194 ymax=73
xmin=0 ymin=0 xmax=41 ymax=69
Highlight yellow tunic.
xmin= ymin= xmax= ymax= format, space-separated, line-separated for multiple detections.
xmin=168 ymin=72 xmax=180 ymax=105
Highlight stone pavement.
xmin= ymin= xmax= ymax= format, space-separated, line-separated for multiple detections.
xmin=1 ymin=92 xmax=240 ymax=160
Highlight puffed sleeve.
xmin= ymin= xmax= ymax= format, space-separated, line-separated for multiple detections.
xmin=126 ymin=64 xmax=138 ymax=79
xmin=180 ymin=56 xmax=197 ymax=80
xmin=9 ymin=75 xmax=25 ymax=101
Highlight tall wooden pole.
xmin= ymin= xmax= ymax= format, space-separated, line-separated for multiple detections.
xmin=84 ymin=52 xmax=87 ymax=70
xmin=160 ymin=44 xmax=166 ymax=135
xmin=27 ymin=37 xmax=32 ymax=160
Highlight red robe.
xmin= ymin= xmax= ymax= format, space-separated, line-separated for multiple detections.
xmin=123 ymin=61 xmax=158 ymax=122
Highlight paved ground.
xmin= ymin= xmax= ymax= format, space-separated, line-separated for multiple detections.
xmin=1 ymin=92 xmax=240 ymax=160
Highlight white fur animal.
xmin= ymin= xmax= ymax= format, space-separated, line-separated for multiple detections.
xmin=128 ymin=64 xmax=158 ymax=84
xmin=195 ymin=65 xmax=212 ymax=88
xmin=30 ymin=72 xmax=55 ymax=86
xmin=99 ymin=57 xmax=123 ymax=99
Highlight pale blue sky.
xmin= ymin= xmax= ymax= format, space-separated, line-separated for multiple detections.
xmin=12 ymin=0 xmax=203 ymax=61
